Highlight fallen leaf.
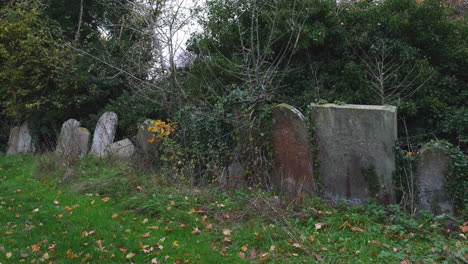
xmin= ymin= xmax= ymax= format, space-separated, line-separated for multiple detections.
xmin=101 ymin=197 xmax=111 ymax=202
xmin=141 ymin=232 xmax=150 ymax=238
xmin=223 ymin=229 xmax=231 ymax=236
xmin=241 ymin=244 xmax=248 ymax=252
xmin=249 ymin=248 xmax=257 ymax=259
xmin=460 ymin=224 xmax=468 ymax=233
xmin=192 ymin=227 xmax=201 ymax=235
xmin=292 ymin=243 xmax=301 ymax=248
xmin=237 ymin=252 xmax=246 ymax=259
xmin=112 ymin=214 xmax=119 ymax=219
xmin=126 ymin=252 xmax=135 ymax=259
xmin=32 ymin=208 xmax=39 ymax=213
xmin=141 ymin=218 xmax=148 ymax=224
xmin=6 ymin=252 xmax=12 ymax=259
xmin=151 ymin=258 xmax=159 ymax=264
xmin=315 ymin=254 xmax=323 ymax=261
xmin=172 ymin=241 xmax=179 ymax=247
xmin=315 ymin=223 xmax=322 ymax=230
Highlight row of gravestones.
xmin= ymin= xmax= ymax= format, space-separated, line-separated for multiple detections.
xmin=6 ymin=105 xmax=453 ymax=214
xmin=268 ymin=103 xmax=453 ymax=214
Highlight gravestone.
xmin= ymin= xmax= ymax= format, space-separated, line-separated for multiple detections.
xmin=7 ymin=126 xmax=20 ymax=155
xmin=311 ymin=103 xmax=397 ymax=204
xmin=17 ymin=122 xmax=33 ymax=153
xmin=78 ymin=128 xmax=91 ymax=156
xmin=271 ymin=104 xmax=316 ymax=196
xmin=106 ymin=139 xmax=135 ymax=158
xmin=416 ymin=145 xmax=453 ymax=214
xmin=56 ymin=119 xmax=81 ymax=156
xmin=136 ymin=119 xmax=158 ymax=154
xmin=90 ymin=112 xmax=118 ymax=157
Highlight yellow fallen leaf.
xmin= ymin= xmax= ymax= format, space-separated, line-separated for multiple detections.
xmin=241 ymin=244 xmax=248 ymax=252
xmin=6 ymin=252 xmax=12 ymax=259
xmin=172 ymin=241 xmax=179 ymax=247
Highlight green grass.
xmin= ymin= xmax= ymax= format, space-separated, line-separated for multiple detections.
xmin=0 ymin=154 xmax=466 ymax=263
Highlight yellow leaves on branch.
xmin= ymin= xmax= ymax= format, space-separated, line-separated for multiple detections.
xmin=147 ymin=120 xmax=176 ymax=142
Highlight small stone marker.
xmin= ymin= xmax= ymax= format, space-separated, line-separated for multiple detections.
xmin=106 ymin=138 xmax=135 ymax=158
xmin=56 ymin=119 xmax=81 ymax=156
xmin=311 ymin=103 xmax=397 ymax=204
xmin=90 ymin=112 xmax=118 ymax=157
xmin=271 ymin=104 xmax=317 ymax=195
xmin=8 ymin=123 xmax=33 ymax=155
xmin=136 ymin=119 xmax=158 ymax=154
xmin=7 ymin=127 xmax=20 ymax=155
xmin=416 ymin=145 xmax=453 ymax=214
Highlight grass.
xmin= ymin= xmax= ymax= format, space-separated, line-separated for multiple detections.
xmin=0 ymin=154 xmax=466 ymax=263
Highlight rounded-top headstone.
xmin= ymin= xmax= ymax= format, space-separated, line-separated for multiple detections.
xmin=56 ymin=119 xmax=81 ymax=156
xmin=136 ymin=119 xmax=158 ymax=154
xmin=90 ymin=112 xmax=118 ymax=158
xmin=272 ymin=104 xmax=317 ymax=196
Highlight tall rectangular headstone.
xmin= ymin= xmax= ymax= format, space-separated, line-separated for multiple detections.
xmin=311 ymin=104 xmax=397 ymax=204
xmin=416 ymin=145 xmax=453 ymax=214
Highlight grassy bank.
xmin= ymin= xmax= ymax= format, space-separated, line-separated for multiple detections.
xmin=0 ymin=154 xmax=466 ymax=263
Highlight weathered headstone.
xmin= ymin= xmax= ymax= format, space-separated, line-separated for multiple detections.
xmin=7 ymin=126 xmax=20 ymax=155
xmin=219 ymin=160 xmax=244 ymax=188
xmin=106 ymin=138 xmax=135 ymax=158
xmin=78 ymin=127 xmax=91 ymax=156
xmin=17 ymin=123 xmax=34 ymax=153
xmin=311 ymin=104 xmax=397 ymax=204
xmin=136 ymin=119 xmax=158 ymax=154
xmin=416 ymin=145 xmax=453 ymax=214
xmin=56 ymin=119 xmax=81 ymax=156
xmin=90 ymin=112 xmax=118 ymax=157
xmin=271 ymin=104 xmax=316 ymax=196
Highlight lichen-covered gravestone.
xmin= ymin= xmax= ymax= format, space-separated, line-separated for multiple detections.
xmin=106 ymin=139 xmax=135 ymax=158
xmin=7 ymin=123 xmax=33 ymax=155
xmin=311 ymin=104 xmax=397 ymax=204
xmin=271 ymin=104 xmax=317 ymax=196
xmin=416 ymin=145 xmax=453 ymax=214
xmin=136 ymin=119 xmax=158 ymax=154
xmin=56 ymin=119 xmax=81 ymax=156
xmin=7 ymin=127 xmax=20 ymax=155
xmin=90 ymin=112 xmax=118 ymax=157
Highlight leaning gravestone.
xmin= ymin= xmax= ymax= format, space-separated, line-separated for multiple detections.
xmin=416 ymin=145 xmax=453 ymax=214
xmin=311 ymin=104 xmax=397 ymax=204
xmin=90 ymin=112 xmax=118 ymax=157
xmin=7 ymin=126 xmax=20 ymax=155
xmin=271 ymin=104 xmax=317 ymax=196
xmin=56 ymin=119 xmax=81 ymax=156
xmin=136 ymin=119 xmax=158 ymax=154
xmin=106 ymin=138 xmax=135 ymax=159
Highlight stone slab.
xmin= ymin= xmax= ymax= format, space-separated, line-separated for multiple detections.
xmin=106 ymin=138 xmax=135 ymax=159
xmin=78 ymin=127 xmax=91 ymax=157
xmin=90 ymin=112 xmax=118 ymax=157
xmin=7 ymin=126 xmax=20 ymax=155
xmin=17 ymin=122 xmax=33 ymax=154
xmin=271 ymin=104 xmax=316 ymax=195
xmin=55 ymin=119 xmax=81 ymax=156
xmin=416 ymin=145 xmax=453 ymax=214
xmin=136 ymin=119 xmax=158 ymax=155
xmin=311 ymin=103 xmax=397 ymax=204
